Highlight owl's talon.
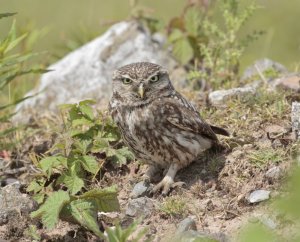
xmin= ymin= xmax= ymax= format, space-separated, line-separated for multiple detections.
xmin=171 ymin=181 xmax=186 ymax=189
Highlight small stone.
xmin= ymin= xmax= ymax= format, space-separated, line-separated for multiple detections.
xmin=208 ymin=86 xmax=256 ymax=106
xmin=1 ymin=178 xmax=21 ymax=188
xmin=177 ymin=217 xmax=197 ymax=234
xmin=248 ymin=190 xmax=270 ymax=203
xmin=291 ymin=102 xmax=300 ymax=140
xmin=130 ymin=181 xmax=150 ymax=198
xmin=265 ymin=166 xmax=281 ymax=180
xmin=0 ymin=184 xmax=37 ymax=225
xmin=126 ymin=197 xmax=154 ymax=218
xmin=271 ymin=74 xmax=300 ymax=92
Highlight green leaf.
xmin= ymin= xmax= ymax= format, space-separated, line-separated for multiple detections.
xmin=5 ymin=33 xmax=28 ymax=54
xmin=72 ymin=139 xmax=92 ymax=155
xmin=172 ymin=37 xmax=194 ymax=64
xmin=32 ymin=193 xmax=45 ymax=204
xmin=27 ymin=179 xmax=45 ymax=193
xmin=109 ymin=147 xmax=135 ymax=165
xmin=58 ymin=103 xmax=75 ymax=110
xmin=0 ymin=95 xmax=35 ymax=111
xmin=62 ymin=173 xmax=84 ymax=195
xmin=79 ymin=104 xmax=94 ymax=120
xmin=69 ymin=106 xmax=81 ymax=121
xmin=105 ymin=220 xmax=147 ymax=242
xmin=79 ymin=99 xmax=96 ymax=106
xmin=0 ymin=12 xmax=17 ymax=19
xmin=31 ymin=191 xmax=70 ymax=229
xmin=0 ymin=52 xmax=40 ymax=69
xmin=80 ymin=155 xmax=100 ymax=174
xmin=91 ymin=138 xmax=109 ymax=153
xmin=0 ymin=68 xmax=47 ymax=89
xmin=72 ymin=117 xmax=93 ymax=127
xmin=168 ymin=29 xmax=184 ymax=43
xmin=66 ymin=199 xmax=105 ymax=239
xmin=184 ymin=7 xmax=202 ymax=36
xmin=59 ymin=161 xmax=85 ymax=195
xmin=39 ymin=156 xmax=67 ymax=177
xmin=79 ymin=186 xmax=120 ymax=212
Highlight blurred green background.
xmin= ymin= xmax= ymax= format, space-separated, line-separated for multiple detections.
xmin=0 ymin=0 xmax=299 ymax=71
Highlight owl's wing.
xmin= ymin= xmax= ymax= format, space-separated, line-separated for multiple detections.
xmin=164 ymin=97 xmax=218 ymax=141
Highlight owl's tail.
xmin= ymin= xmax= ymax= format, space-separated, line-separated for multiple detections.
xmin=210 ymin=125 xmax=230 ymax=137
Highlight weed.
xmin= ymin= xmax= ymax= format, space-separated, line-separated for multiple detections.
xmin=247 ymin=148 xmax=285 ymax=167
xmin=166 ymin=0 xmax=263 ymax=89
xmin=0 ymin=13 xmax=46 ymax=149
xmin=27 ymin=100 xmax=134 ymax=238
xmin=105 ymin=220 xmax=149 ymax=242
xmin=160 ymin=196 xmax=187 ymax=218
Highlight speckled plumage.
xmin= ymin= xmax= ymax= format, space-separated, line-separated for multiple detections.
xmin=109 ymin=62 xmax=228 ymax=194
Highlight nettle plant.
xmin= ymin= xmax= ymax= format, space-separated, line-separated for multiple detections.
xmin=27 ymin=100 xmax=134 ymax=238
xmin=167 ymin=0 xmax=263 ymax=89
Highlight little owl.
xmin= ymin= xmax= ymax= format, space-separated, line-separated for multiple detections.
xmin=109 ymin=62 xmax=229 ymax=195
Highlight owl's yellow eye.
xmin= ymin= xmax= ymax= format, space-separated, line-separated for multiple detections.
xmin=122 ymin=78 xmax=132 ymax=84
xmin=150 ymin=75 xmax=159 ymax=83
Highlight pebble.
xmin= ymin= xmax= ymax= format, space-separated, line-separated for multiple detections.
xmin=177 ymin=217 xmax=197 ymax=234
xmin=208 ymin=86 xmax=256 ymax=106
xmin=265 ymin=166 xmax=281 ymax=180
xmin=248 ymin=190 xmax=270 ymax=203
xmin=291 ymin=102 xmax=300 ymax=140
xmin=126 ymin=197 xmax=154 ymax=218
xmin=130 ymin=181 xmax=150 ymax=198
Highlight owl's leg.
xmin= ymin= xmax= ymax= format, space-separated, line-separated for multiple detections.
xmin=142 ymin=165 xmax=159 ymax=183
xmin=151 ymin=163 xmax=183 ymax=195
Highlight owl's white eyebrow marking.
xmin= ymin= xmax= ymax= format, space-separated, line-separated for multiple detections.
xmin=145 ymin=71 xmax=161 ymax=81
xmin=120 ymin=74 xmax=132 ymax=79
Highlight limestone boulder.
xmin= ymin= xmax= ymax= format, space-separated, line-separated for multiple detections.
xmin=15 ymin=21 xmax=183 ymax=122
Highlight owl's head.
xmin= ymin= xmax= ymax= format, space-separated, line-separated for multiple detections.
xmin=112 ymin=62 xmax=175 ymax=105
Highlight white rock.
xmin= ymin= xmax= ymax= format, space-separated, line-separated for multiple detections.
xmin=248 ymin=190 xmax=270 ymax=203
xmin=208 ymin=86 xmax=256 ymax=106
xmin=14 ymin=21 xmax=182 ymax=122
xmin=291 ymin=102 xmax=300 ymax=140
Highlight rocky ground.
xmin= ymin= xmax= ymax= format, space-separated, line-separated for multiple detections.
xmin=1 ymin=21 xmax=300 ymax=241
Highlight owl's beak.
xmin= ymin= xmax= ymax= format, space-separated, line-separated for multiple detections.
xmin=138 ymin=83 xmax=144 ymax=99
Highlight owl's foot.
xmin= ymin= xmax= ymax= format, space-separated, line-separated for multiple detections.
xmin=141 ymin=165 xmax=160 ymax=183
xmin=150 ymin=163 xmax=182 ymax=196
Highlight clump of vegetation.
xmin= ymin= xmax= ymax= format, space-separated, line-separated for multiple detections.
xmin=0 ymin=13 xmax=45 ymax=149
xmin=166 ymin=0 xmax=263 ymax=89
xmin=247 ymin=147 xmax=286 ymax=167
xmin=27 ymin=100 xmax=134 ymax=238
xmin=105 ymin=220 xmax=149 ymax=242
xmin=160 ymin=196 xmax=187 ymax=218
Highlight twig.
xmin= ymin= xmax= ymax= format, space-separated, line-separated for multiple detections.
xmin=0 ymin=167 xmax=27 ymax=176
xmin=254 ymin=64 xmax=268 ymax=84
